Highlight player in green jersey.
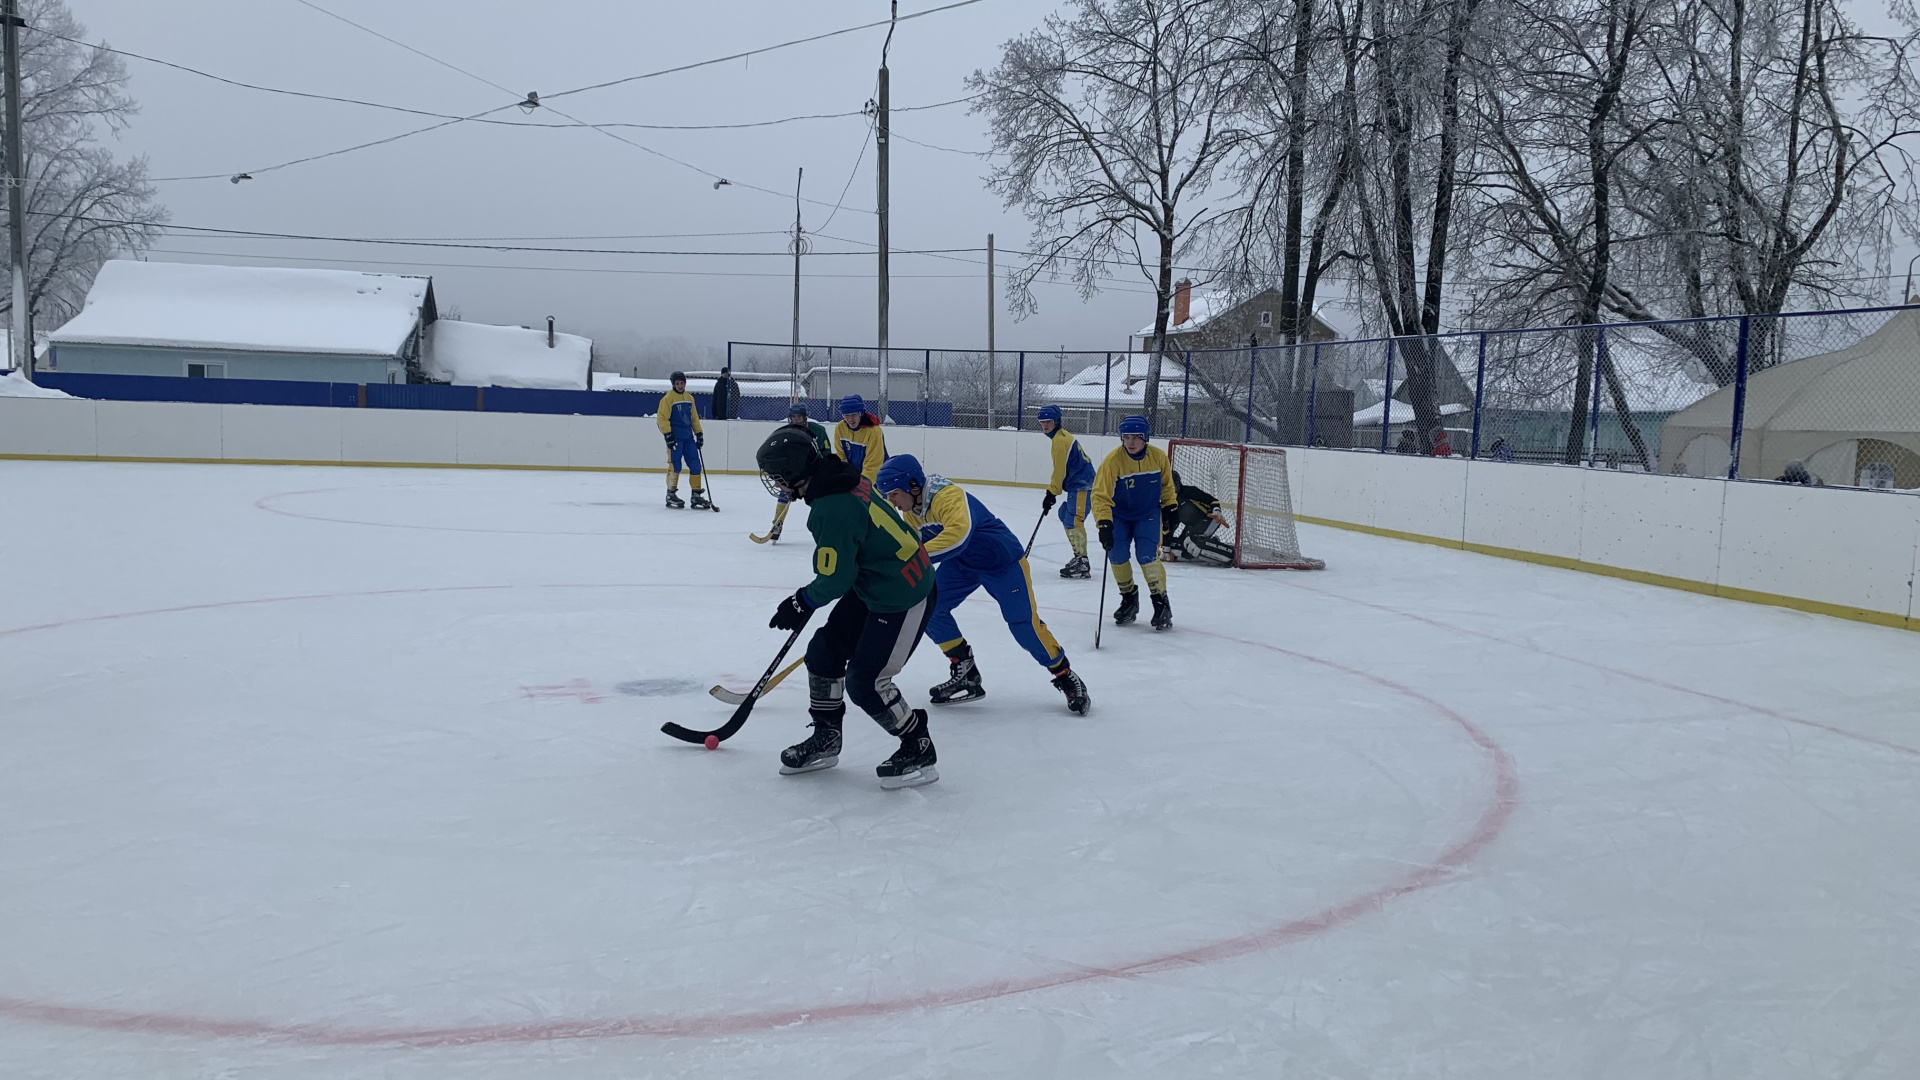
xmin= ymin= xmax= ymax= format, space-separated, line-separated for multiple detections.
xmin=757 ymin=425 xmax=941 ymax=789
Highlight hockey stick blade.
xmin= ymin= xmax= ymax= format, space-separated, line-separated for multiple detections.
xmin=749 ymin=532 xmax=772 ymax=544
xmin=708 ymin=655 xmax=804 ymax=704
xmin=663 ymin=619 xmax=809 ymax=745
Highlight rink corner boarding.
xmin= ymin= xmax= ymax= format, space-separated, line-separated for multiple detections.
xmin=2 ymin=394 xmax=1915 ymax=632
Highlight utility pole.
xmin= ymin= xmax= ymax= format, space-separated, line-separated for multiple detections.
xmin=3 ymin=0 xmax=31 ymax=379
xmin=875 ymin=1 xmax=895 ymax=423
xmin=986 ymin=233 xmax=996 ymax=428
xmin=790 ymin=166 xmax=807 ymax=404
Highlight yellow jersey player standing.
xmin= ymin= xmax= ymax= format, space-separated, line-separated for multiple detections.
xmin=831 ymin=394 xmax=887 ymax=485
xmin=1091 ymin=414 xmax=1177 ymax=631
xmin=1036 ymin=404 xmax=1096 ymax=579
xmin=655 ymin=371 xmax=713 ymax=510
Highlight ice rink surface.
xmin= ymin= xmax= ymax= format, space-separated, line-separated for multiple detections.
xmin=0 ymin=459 xmax=1914 ymax=1079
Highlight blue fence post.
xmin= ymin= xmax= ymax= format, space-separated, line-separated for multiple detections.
xmin=1245 ymin=347 xmax=1256 ymax=444
xmin=1016 ymin=351 xmax=1025 ymax=429
xmin=1102 ymin=351 xmax=1112 ymax=434
xmin=1380 ymin=337 xmax=1396 ymax=452
xmin=923 ymin=349 xmax=931 ymax=426
xmin=1469 ymin=332 xmax=1487 ymax=460
xmin=1728 ymin=316 xmax=1751 ymax=479
xmin=1306 ymin=343 xmax=1321 ymax=448
xmin=1586 ymin=325 xmax=1606 ymax=466
xmin=1180 ymin=350 xmax=1192 ymax=436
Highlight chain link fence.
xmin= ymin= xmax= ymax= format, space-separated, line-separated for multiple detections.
xmin=727 ymin=303 xmax=1920 ymax=489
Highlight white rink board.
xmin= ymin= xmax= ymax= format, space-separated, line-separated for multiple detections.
xmin=0 ymin=460 xmax=1912 ymax=1079
xmin=0 ymin=397 xmax=1915 ymax=623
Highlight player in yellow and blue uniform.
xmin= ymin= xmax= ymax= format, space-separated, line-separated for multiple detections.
xmin=877 ymin=454 xmax=1090 ymax=715
xmin=831 ymin=394 xmax=887 ymax=484
xmin=1036 ymin=403 xmax=1096 ymax=579
xmin=655 ymin=371 xmax=712 ymax=510
xmin=1091 ymin=414 xmax=1177 ymax=631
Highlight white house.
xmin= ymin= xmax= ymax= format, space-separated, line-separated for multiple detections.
xmin=47 ymin=260 xmax=436 ymax=383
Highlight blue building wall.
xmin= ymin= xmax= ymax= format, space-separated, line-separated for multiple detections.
xmin=48 ymin=343 xmax=406 ymax=384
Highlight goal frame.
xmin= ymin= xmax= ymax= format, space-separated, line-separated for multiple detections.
xmin=1165 ymin=438 xmax=1325 ymax=570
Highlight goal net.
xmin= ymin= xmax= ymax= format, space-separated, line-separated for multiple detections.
xmin=1166 ymin=439 xmax=1325 ymax=570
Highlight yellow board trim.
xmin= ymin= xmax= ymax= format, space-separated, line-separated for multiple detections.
xmin=1295 ymin=513 xmax=1917 ymax=633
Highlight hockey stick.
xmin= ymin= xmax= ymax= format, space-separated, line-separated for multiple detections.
xmin=662 ymin=619 xmax=809 ymax=745
xmin=1094 ymin=556 xmax=1110 ymax=649
xmin=1021 ymin=506 xmax=1047 ymax=558
xmin=708 ymin=655 xmax=804 ymax=705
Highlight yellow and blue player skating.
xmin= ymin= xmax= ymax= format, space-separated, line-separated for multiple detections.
xmin=877 ymin=454 xmax=1091 ymax=715
xmin=1091 ymin=414 xmax=1177 ymax=631
xmin=656 ymin=371 xmax=712 ymax=510
xmin=832 ymin=394 xmax=888 ymax=484
xmin=1036 ymin=403 xmax=1096 ymax=579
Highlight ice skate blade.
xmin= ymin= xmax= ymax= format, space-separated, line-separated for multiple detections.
xmin=779 ymin=755 xmax=838 ymax=775
xmin=928 ymin=689 xmax=985 ymax=705
xmin=879 ymin=764 xmax=937 ymax=790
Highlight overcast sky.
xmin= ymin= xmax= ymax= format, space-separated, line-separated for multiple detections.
xmin=67 ymin=0 xmax=1152 ymax=359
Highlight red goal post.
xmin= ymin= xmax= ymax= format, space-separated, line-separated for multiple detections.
xmin=1165 ymin=439 xmax=1326 ymax=570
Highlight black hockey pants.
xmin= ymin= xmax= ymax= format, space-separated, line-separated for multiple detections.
xmin=805 ymin=585 xmax=936 ymax=734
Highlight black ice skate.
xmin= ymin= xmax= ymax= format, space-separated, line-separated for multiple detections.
xmin=779 ymin=718 xmax=841 ymax=775
xmin=690 ymin=489 xmax=715 ymax=511
xmin=1059 ymin=555 xmax=1091 ymax=579
xmin=1112 ymin=586 xmax=1140 ymax=626
xmin=1050 ymin=666 xmax=1091 ymax=714
xmin=665 ymin=489 xmax=686 ymax=509
xmin=928 ymin=647 xmax=985 ymax=705
xmin=877 ymin=710 xmax=938 ymax=789
xmin=1149 ymin=591 xmax=1173 ymax=631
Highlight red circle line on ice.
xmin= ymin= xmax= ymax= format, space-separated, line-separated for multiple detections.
xmin=0 ymin=583 xmax=1520 ymax=1047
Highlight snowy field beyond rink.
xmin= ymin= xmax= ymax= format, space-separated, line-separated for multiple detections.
xmin=1 ymin=459 xmax=1914 ymax=1080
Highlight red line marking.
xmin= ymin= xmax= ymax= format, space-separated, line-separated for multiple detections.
xmin=1277 ymin=578 xmax=1920 ymax=758
xmin=0 ymin=585 xmax=1519 ymax=1047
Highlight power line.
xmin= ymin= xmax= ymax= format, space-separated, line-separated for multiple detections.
xmin=142 ymin=246 xmax=1020 ymax=281
xmin=542 ymin=0 xmax=991 ymax=103
xmin=290 ymin=0 xmax=518 ymax=97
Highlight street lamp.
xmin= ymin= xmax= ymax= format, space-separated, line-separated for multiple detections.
xmin=1904 ymin=252 xmax=1920 ymax=304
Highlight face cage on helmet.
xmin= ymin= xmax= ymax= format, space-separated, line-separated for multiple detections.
xmin=761 ymin=470 xmax=795 ymax=499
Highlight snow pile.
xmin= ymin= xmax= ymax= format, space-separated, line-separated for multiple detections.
xmin=49 ymin=260 xmax=431 ymax=357
xmin=0 ymin=369 xmax=69 ymax=397
xmin=423 ymin=320 xmax=590 ymax=390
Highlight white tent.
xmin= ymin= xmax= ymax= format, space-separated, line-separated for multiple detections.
xmin=1659 ymin=308 xmax=1920 ymax=486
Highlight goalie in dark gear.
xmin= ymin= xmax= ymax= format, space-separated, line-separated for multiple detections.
xmin=1163 ymin=471 xmax=1237 ymax=566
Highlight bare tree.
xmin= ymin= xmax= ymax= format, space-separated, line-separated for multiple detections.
xmin=3 ymin=0 xmax=166 ymax=330
xmin=970 ymin=0 xmax=1243 ymax=417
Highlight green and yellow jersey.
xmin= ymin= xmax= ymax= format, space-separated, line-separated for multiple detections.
xmin=1091 ymin=443 xmax=1177 ymax=524
xmin=803 ymin=465 xmax=933 ymax=613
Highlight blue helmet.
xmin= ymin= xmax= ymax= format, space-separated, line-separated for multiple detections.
xmin=1036 ymin=404 xmax=1063 ymax=424
xmin=874 ymin=453 xmax=925 ymax=496
xmin=838 ymin=394 xmax=866 ymax=417
xmin=1118 ymin=414 xmax=1151 ymax=437
xmin=787 ymin=401 xmax=809 ymax=418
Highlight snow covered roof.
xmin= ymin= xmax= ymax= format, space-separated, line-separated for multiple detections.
xmin=49 ymin=260 xmax=433 ymax=358
xmin=1133 ymin=294 xmax=1356 ymax=339
xmin=422 ymin=320 xmax=590 ymax=391
xmin=1354 ymin=400 xmax=1470 ymax=426
xmin=602 ymin=376 xmax=796 ymax=397
xmin=1034 ymin=353 xmax=1187 ymax=406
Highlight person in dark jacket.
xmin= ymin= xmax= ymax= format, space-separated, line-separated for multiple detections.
xmin=1394 ymin=429 xmax=1418 ymax=454
xmin=710 ymin=366 xmax=739 ymax=420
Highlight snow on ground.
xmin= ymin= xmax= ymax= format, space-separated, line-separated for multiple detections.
xmin=0 ymin=459 xmax=1913 ymax=1079
xmin=0 ymin=370 xmax=68 ymax=398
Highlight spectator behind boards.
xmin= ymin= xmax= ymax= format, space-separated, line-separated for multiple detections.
xmin=711 ymin=366 xmax=739 ymax=420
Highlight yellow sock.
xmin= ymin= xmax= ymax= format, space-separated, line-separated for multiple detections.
xmin=773 ymin=501 xmax=791 ymax=524
xmin=1112 ymin=561 xmax=1136 ymax=590
xmin=667 ymin=469 xmax=679 ymax=491
xmin=1143 ymin=561 xmax=1168 ymax=595
xmin=1067 ymin=527 xmax=1087 ymax=558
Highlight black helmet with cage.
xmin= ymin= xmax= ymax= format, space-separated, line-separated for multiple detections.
xmin=757 ymin=425 xmax=822 ymax=496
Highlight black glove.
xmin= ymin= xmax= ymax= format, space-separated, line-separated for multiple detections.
xmin=695 ymin=431 xmax=705 ymax=448
xmin=663 ymin=433 xmax=675 ymax=450
xmin=1161 ymin=504 xmax=1179 ymax=536
xmin=1041 ymin=491 xmax=1057 ymax=513
xmin=1096 ymin=520 xmax=1114 ymax=551
xmin=769 ymin=587 xmax=814 ymax=631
